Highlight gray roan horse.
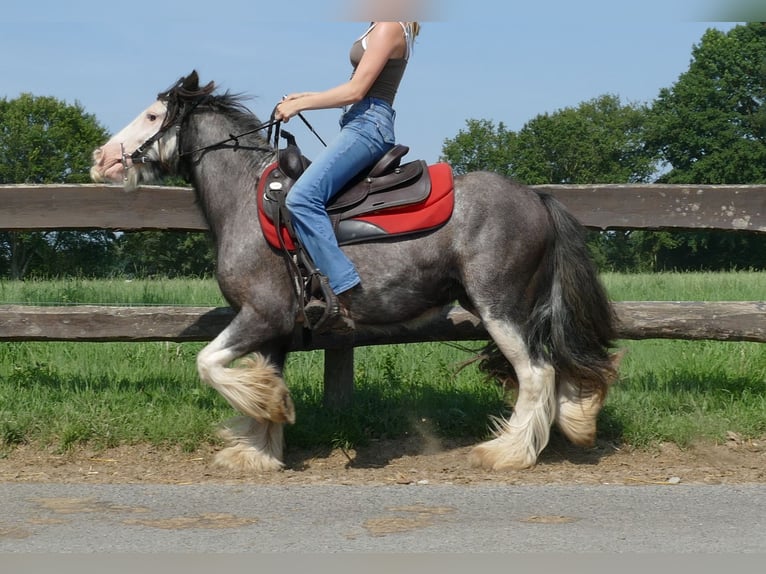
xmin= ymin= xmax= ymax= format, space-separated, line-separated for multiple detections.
xmin=90 ymin=71 xmax=618 ymax=473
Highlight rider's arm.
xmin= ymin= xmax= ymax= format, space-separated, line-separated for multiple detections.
xmin=276 ymin=22 xmax=404 ymax=121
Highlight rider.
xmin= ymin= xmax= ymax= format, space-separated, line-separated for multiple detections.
xmin=275 ymin=21 xmax=420 ymax=334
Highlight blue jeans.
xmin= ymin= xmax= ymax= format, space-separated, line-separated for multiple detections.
xmin=285 ymin=98 xmax=396 ymax=294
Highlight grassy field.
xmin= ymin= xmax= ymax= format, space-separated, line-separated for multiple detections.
xmin=0 ymin=272 xmax=764 ymax=454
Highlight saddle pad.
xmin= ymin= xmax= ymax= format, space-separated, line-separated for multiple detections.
xmin=257 ymin=162 xmax=454 ymax=251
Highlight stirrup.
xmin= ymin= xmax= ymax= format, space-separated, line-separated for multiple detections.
xmin=304 ymin=275 xmax=354 ymax=334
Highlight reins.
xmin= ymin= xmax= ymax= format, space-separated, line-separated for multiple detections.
xmin=127 ymin=95 xmax=327 ymax=175
xmin=128 ymin=101 xmax=277 ymax=169
xmin=180 ymin=117 xmax=281 ymax=159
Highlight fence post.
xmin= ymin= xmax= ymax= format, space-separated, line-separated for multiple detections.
xmin=323 ymin=347 xmax=355 ymax=408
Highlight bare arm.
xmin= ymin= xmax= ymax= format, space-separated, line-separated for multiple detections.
xmin=275 ymin=22 xmax=405 ymax=121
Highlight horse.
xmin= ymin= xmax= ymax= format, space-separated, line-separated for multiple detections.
xmin=90 ymin=71 xmax=618 ymax=472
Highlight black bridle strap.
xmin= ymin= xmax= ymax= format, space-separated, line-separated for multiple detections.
xmin=178 ymin=118 xmax=281 ymax=158
xmin=128 ymin=98 xmax=327 ymax=168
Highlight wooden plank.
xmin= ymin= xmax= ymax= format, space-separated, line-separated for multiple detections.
xmin=323 ymin=348 xmax=355 ymax=409
xmin=1 ymin=184 xmax=764 ymax=232
xmin=615 ymin=301 xmax=766 ymax=342
xmin=0 ymin=184 xmax=208 ymax=231
xmin=317 ymin=302 xmax=766 ymax=345
xmin=536 ymin=184 xmax=766 ymax=233
xmin=0 ymin=305 xmax=233 ymax=342
xmin=1 ymin=302 xmax=763 ymax=343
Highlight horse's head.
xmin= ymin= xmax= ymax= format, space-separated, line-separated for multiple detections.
xmin=90 ymin=70 xmax=214 ymax=190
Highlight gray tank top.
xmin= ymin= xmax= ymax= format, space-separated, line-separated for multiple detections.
xmin=349 ymin=23 xmax=410 ymax=106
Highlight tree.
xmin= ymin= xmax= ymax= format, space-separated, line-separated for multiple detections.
xmin=0 ymin=93 xmax=108 ymax=184
xmin=647 ymin=22 xmax=766 ymax=184
xmin=645 ymin=22 xmax=766 ymax=270
xmin=114 ymin=232 xmax=215 ymax=278
xmin=441 ymin=95 xmax=657 ymax=185
xmin=440 ymin=119 xmax=517 ymax=176
xmin=512 ymin=94 xmax=657 ymax=185
xmin=0 ymin=94 xmax=113 ymax=278
xmin=441 ymin=96 xmax=660 ymax=270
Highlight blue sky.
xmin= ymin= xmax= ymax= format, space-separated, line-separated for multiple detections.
xmin=0 ymin=1 xmax=750 ymax=163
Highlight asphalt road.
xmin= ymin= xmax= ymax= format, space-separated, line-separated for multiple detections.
xmin=1 ymin=483 xmax=765 ymax=553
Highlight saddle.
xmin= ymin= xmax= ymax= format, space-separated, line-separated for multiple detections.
xmin=256 ymin=134 xmax=454 ymax=329
xmin=257 ymin=137 xmax=454 ymax=251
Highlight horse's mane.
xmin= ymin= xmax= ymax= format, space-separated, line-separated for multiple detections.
xmin=160 ymin=71 xmax=267 ymax=134
xmin=204 ymin=92 xmax=266 ymax=132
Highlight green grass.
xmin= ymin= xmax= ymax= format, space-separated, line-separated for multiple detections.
xmin=0 ymin=277 xmax=226 ymax=306
xmin=2 ymin=270 xmax=760 ymax=305
xmin=0 ymin=341 xmax=224 ymax=452
xmin=602 ymin=270 xmax=765 ymax=301
xmin=0 ymin=272 xmax=764 ymax=455
xmin=605 ymin=339 xmax=766 ymax=447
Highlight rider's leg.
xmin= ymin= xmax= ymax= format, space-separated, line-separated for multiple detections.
xmin=285 ymin=99 xmax=395 ymax=330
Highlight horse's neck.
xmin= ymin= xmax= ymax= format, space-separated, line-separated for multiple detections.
xmin=188 ymin=116 xmax=275 ymax=235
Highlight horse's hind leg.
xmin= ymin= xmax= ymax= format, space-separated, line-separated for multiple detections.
xmin=554 ymin=350 xmax=622 ymax=446
xmin=469 ymin=316 xmax=556 ymax=470
xmin=554 ymin=374 xmax=603 ymax=447
xmin=196 ymin=315 xmax=294 ymax=472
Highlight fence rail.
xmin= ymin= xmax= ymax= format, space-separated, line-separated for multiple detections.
xmin=0 ymin=301 xmax=764 ymax=344
xmin=1 ymin=183 xmax=765 ymax=232
xmin=1 ymin=184 xmax=764 ymax=405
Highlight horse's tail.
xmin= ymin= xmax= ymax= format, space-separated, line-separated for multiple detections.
xmin=527 ymin=192 xmax=618 ymax=390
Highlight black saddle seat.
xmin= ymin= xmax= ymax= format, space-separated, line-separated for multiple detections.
xmin=368 ymin=144 xmax=409 ymax=177
xmin=278 ymin=143 xmax=410 ymax=182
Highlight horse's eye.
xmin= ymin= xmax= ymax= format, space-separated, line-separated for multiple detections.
xmin=148 ymin=113 xmax=158 ymax=122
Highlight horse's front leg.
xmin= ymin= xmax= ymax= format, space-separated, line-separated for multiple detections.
xmin=469 ymin=316 xmax=557 ymax=470
xmin=196 ymin=310 xmax=294 ymax=472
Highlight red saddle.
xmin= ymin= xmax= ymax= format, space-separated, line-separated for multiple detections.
xmin=256 ymin=152 xmax=454 ymax=251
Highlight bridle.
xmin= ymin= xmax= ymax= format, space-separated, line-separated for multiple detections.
xmin=121 ymin=83 xmax=325 ymax=182
xmin=121 ymin=81 xmax=276 ymax=181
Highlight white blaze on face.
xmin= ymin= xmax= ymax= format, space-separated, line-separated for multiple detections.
xmin=90 ymin=100 xmax=168 ymax=183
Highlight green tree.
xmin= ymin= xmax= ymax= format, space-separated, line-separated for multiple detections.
xmin=441 ymin=96 xmax=660 ymax=270
xmin=645 ymin=22 xmax=766 ymax=270
xmin=0 ymin=93 xmax=108 ymax=184
xmin=512 ymin=94 xmax=657 ymax=185
xmin=114 ymin=231 xmax=215 ymax=278
xmin=0 ymin=94 xmax=113 ymax=278
xmin=440 ymin=119 xmax=517 ymax=175
xmin=441 ymin=95 xmax=657 ymax=184
xmin=647 ymin=22 xmax=766 ymax=184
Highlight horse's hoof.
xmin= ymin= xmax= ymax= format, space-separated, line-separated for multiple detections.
xmin=215 ymin=416 xmax=285 ymax=473
xmin=556 ymin=417 xmax=597 ymax=447
xmin=213 ymin=444 xmax=284 ymax=473
xmin=468 ymin=440 xmax=537 ymax=471
xmin=555 ymin=378 xmax=605 ymax=447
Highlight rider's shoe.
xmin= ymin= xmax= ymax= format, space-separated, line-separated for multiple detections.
xmin=304 ymin=291 xmax=355 ymax=335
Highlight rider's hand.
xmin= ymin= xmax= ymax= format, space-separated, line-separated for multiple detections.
xmin=275 ymin=100 xmax=296 ymax=122
xmin=275 ymin=93 xmax=311 ymax=122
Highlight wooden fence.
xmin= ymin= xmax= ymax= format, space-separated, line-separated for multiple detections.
xmin=1 ymin=183 xmax=764 ymax=405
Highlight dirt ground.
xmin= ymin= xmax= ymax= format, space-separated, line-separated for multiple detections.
xmin=2 ymin=432 xmax=765 ymax=486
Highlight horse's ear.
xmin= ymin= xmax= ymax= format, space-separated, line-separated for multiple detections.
xmin=181 ymin=70 xmax=215 ymax=97
xmin=183 ymin=70 xmax=200 ymax=92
